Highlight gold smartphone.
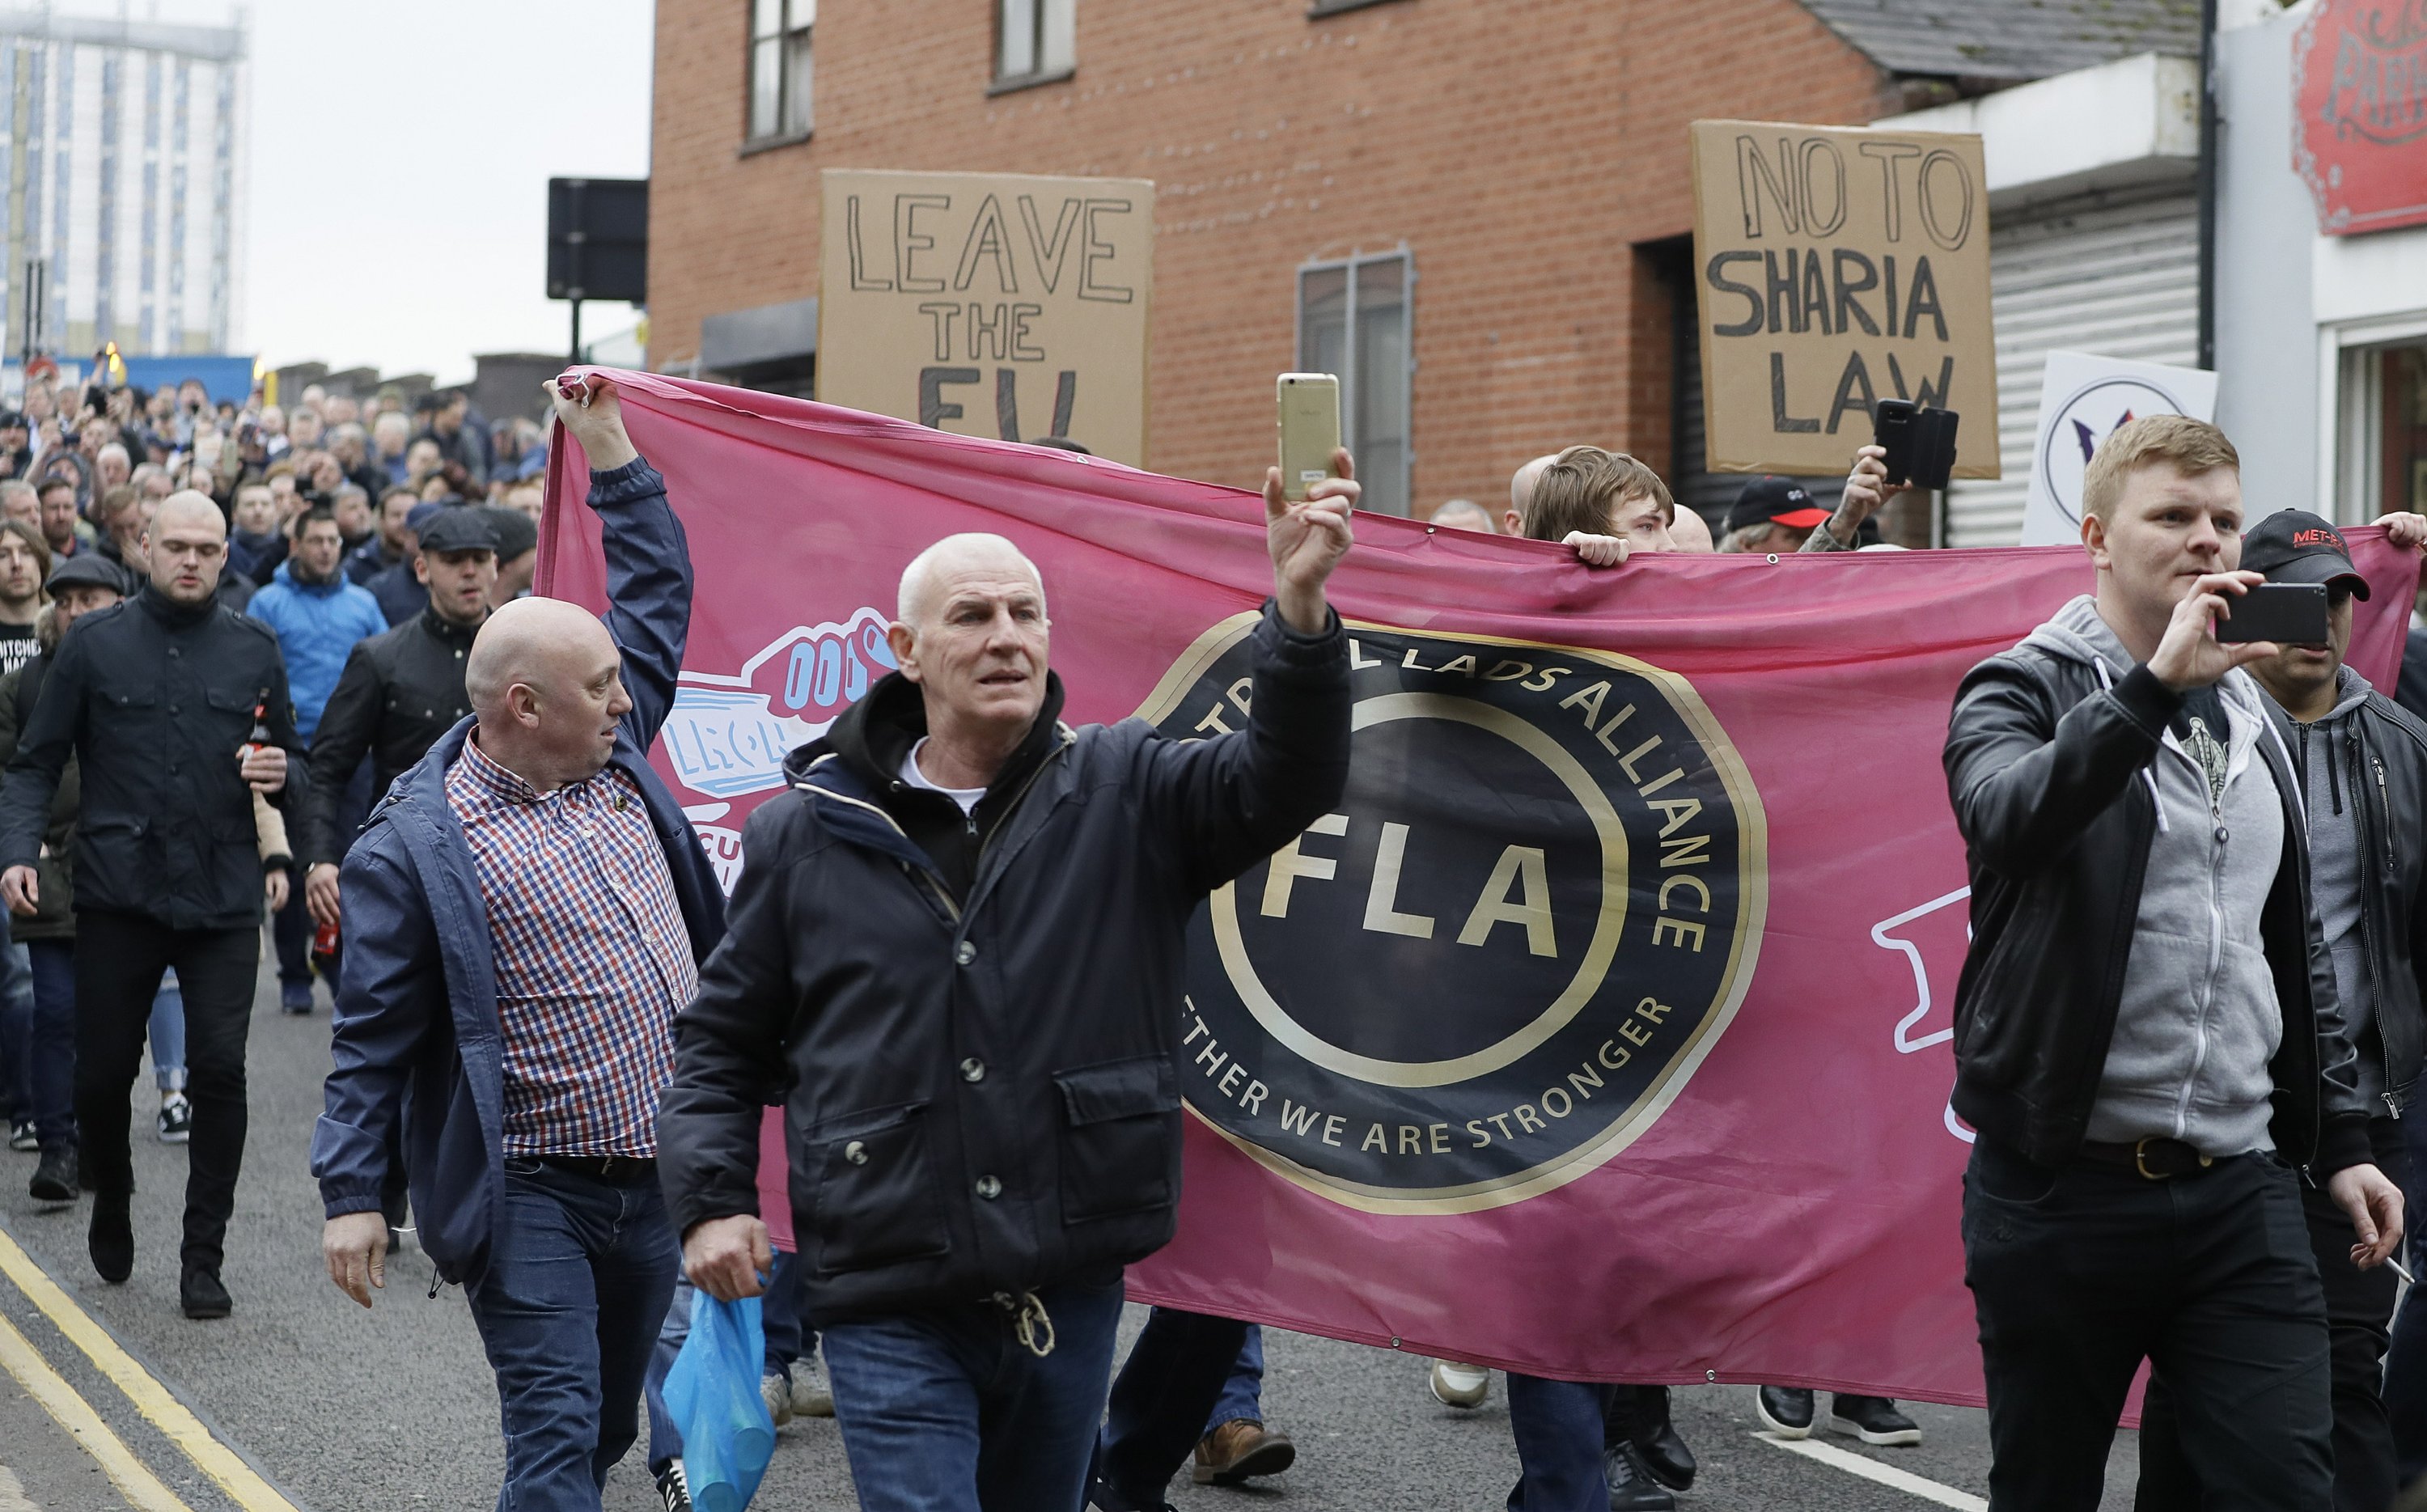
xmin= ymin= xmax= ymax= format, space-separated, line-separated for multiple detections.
xmin=1276 ymin=373 xmax=1342 ymax=502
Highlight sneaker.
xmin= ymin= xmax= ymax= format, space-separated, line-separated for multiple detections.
xmin=1191 ymin=1417 xmax=1296 ymax=1485
xmin=155 ymin=1094 xmax=192 ymax=1145
xmin=654 ymin=1459 xmax=693 ymax=1512
xmin=761 ymin=1370 xmax=793 ymax=1427
xmin=8 ymin=1119 xmax=34 ymax=1152
xmin=28 ymin=1146 xmax=76 ymax=1205
xmin=1429 ymin=1358 xmax=1491 ymax=1408
xmin=1756 ymin=1385 xmax=1815 ymax=1439
xmin=1828 ymin=1394 xmax=1922 ymax=1446
xmin=280 ymin=981 xmax=314 ymax=1014
xmin=792 ymin=1354 xmax=834 ymax=1417
xmin=1601 ymin=1442 xmax=1679 ymax=1511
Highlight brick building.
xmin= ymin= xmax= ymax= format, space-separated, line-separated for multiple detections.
xmin=646 ymin=0 xmax=2196 ymax=523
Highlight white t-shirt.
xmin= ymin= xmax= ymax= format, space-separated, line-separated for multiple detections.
xmin=900 ymin=739 xmax=986 ymax=815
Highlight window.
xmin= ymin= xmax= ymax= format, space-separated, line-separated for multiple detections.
xmin=1298 ymin=249 xmax=1413 ymax=516
xmin=748 ymin=0 xmax=814 ymax=143
xmin=2335 ymin=335 xmax=2427 ymax=523
xmin=996 ymin=0 xmax=1075 ymax=87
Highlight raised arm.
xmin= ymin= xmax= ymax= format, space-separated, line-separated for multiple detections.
xmin=1137 ymin=449 xmax=1355 ymax=894
xmin=545 ymin=375 xmax=692 ymax=750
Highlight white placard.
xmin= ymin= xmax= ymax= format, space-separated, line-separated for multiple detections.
xmin=2018 ymin=351 xmax=2219 ymax=547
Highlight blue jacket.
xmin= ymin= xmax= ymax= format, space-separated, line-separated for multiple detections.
xmin=247 ymin=563 xmax=388 ymax=741
xmin=310 ymin=459 xmax=726 ymax=1286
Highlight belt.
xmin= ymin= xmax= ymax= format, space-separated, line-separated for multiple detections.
xmin=539 ymin=1154 xmax=658 ymax=1184
xmin=2076 ymin=1137 xmax=2217 ymax=1180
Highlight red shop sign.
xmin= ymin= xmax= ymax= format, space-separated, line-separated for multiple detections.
xmin=2294 ymin=0 xmax=2427 ymax=235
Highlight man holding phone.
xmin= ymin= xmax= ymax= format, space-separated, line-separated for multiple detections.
xmin=1943 ymin=417 xmax=2404 ymax=1508
xmin=2136 ymin=508 xmax=2427 ymax=1512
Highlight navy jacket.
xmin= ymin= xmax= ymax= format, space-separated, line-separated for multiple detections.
xmin=310 ymin=459 xmax=725 ymax=1285
xmin=656 ymin=605 xmax=1350 ymax=1324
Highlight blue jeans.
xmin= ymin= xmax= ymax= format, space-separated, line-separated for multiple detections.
xmin=23 ymin=940 xmax=73 ymax=1149
xmin=1209 ymin=1324 xmax=1264 ymax=1428
xmin=0 ymin=916 xmax=34 ymax=1124
xmin=643 ymin=1249 xmax=810 ymax=1473
xmin=1506 ymin=1374 xmax=1611 ymax=1512
xmin=148 ymin=974 xmax=184 ymax=1092
xmin=464 ymin=1160 xmax=680 ymax=1512
xmin=822 ymin=1276 xmax=1124 ymax=1512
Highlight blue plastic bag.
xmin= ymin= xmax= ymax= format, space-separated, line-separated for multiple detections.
xmin=661 ymin=1292 xmax=776 ymax=1511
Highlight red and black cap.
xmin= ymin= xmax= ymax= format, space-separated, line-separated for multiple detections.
xmin=1724 ymin=476 xmax=1831 ymax=534
xmin=2242 ymin=509 xmax=2370 ymax=601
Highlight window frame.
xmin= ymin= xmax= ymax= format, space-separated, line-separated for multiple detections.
xmin=990 ymin=0 xmax=1076 ymax=95
xmin=743 ymin=0 xmax=815 ymax=150
xmin=1294 ymin=245 xmax=1415 ymax=517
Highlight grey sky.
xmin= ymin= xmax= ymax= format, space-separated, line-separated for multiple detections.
xmin=152 ymin=0 xmax=654 ymax=383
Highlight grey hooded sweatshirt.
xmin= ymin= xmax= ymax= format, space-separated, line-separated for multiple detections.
xmin=2021 ymin=596 xmax=2289 ymax=1155
xmin=2285 ymin=664 xmax=2379 ymax=1103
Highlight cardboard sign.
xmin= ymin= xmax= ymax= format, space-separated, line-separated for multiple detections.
xmin=2018 ymin=351 xmax=2219 ymax=547
xmin=1689 ymin=121 xmax=1999 ymax=479
xmin=818 ymin=169 xmax=1155 ymax=467
xmin=2293 ymin=0 xmax=2427 ymax=236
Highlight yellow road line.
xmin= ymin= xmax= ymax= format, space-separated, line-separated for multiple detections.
xmin=0 ymin=1307 xmax=190 ymax=1511
xmin=0 ymin=1225 xmax=300 ymax=1512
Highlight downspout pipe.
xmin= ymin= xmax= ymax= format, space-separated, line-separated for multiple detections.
xmin=2197 ymin=0 xmax=2219 ymax=371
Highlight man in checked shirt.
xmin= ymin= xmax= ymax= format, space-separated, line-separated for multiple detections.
xmin=311 ymin=375 xmax=726 ymax=1512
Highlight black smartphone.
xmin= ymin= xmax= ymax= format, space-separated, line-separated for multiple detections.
xmin=2215 ymin=582 xmax=2330 ymax=645
xmin=1873 ymin=400 xmax=1917 ymax=485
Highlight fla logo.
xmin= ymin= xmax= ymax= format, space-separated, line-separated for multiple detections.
xmin=1140 ymin=616 xmax=1768 ymax=1213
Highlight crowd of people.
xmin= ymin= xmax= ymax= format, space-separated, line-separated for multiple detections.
xmin=4 ymin=360 xmax=2427 ymax=1512
xmin=0 ymin=364 xmax=544 ymax=1321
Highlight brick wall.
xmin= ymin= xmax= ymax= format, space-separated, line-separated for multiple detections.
xmin=649 ymin=0 xmax=1898 ymax=516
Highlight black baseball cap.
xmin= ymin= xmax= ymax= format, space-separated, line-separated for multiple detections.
xmin=2243 ymin=509 xmax=2370 ymax=600
xmin=1725 ymin=476 xmax=1831 ymax=533
xmin=416 ymin=507 xmax=499 ymax=557
xmin=45 ymin=554 xmax=129 ymax=596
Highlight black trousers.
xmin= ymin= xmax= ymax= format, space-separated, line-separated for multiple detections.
xmin=1963 ymin=1137 xmax=2333 ymax=1512
xmin=73 ymin=909 xmax=260 ymax=1273
xmin=2137 ymin=1124 xmax=2409 ymax=1512
xmin=1091 ymin=1307 xmax=1249 ymax=1506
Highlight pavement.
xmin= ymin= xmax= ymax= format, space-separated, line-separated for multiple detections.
xmin=0 ymin=955 xmax=2145 ymax=1511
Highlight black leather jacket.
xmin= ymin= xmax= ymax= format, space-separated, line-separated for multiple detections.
xmin=1942 ymin=648 xmax=2371 ymax=1175
xmin=299 ymin=604 xmax=481 ymax=868
xmin=2264 ymin=685 xmax=2427 ymax=1118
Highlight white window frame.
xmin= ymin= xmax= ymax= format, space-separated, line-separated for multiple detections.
xmin=746 ymin=0 xmax=815 ymax=145
xmin=1294 ymin=245 xmax=1415 ymax=516
xmin=2319 ymin=311 xmax=2427 ymax=524
xmin=994 ymin=0 xmax=1076 ymax=88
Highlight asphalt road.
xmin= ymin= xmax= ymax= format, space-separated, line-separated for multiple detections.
xmin=0 ymin=956 xmax=2145 ymax=1511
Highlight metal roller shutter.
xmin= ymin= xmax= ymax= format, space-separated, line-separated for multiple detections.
xmin=1942 ymin=186 xmax=2200 ymax=547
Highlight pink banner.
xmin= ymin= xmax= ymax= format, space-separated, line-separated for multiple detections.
xmin=540 ymin=370 xmax=2421 ymax=1404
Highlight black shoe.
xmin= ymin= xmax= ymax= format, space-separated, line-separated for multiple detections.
xmin=88 ymin=1192 xmax=133 ymax=1283
xmin=1632 ymin=1390 xmax=1697 ymax=1492
xmin=1828 ymin=1394 xmax=1921 ymax=1446
xmin=1602 ymin=1442 xmax=1678 ymax=1511
xmin=1756 ymin=1384 xmax=1814 ymax=1438
xmin=28 ymin=1146 xmax=76 ymax=1205
xmin=654 ymin=1459 xmax=693 ymax=1512
xmin=179 ymin=1267 xmax=231 ymax=1319
xmin=8 ymin=1119 xmax=34 ymax=1152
